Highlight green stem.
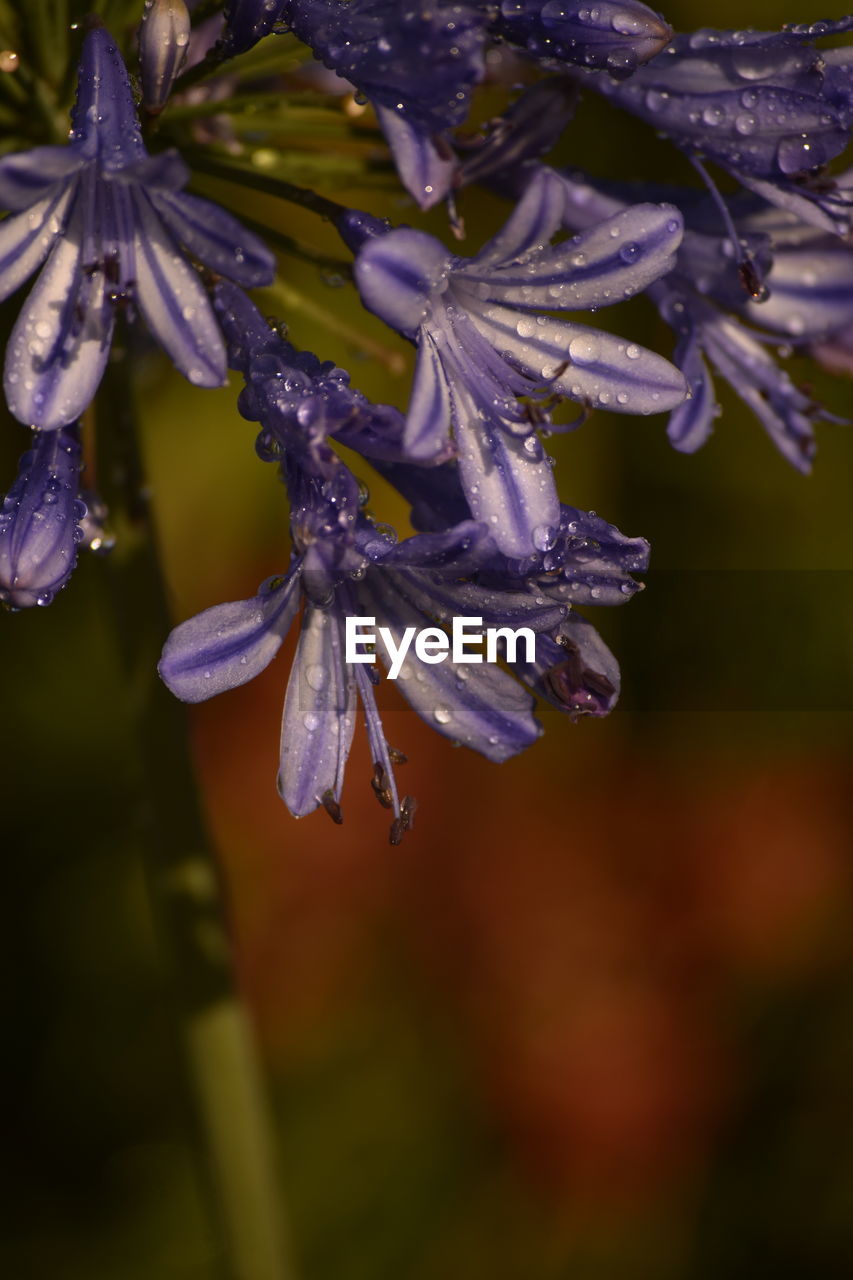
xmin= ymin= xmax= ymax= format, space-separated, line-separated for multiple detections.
xmin=183 ymin=146 xmax=350 ymax=222
xmin=95 ymin=342 xmax=297 ymax=1280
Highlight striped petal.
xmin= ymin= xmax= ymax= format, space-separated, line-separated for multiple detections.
xmin=132 ymin=188 xmax=227 ymax=388
xmin=278 ymin=605 xmax=357 ymax=818
xmin=151 ymin=189 xmax=275 ymax=286
xmin=0 ymin=184 xmax=73 ymax=303
xmin=460 ymin=203 xmax=683 ymax=311
xmin=158 ymin=574 xmax=300 ymax=703
xmin=4 ymin=205 xmax=114 ymax=429
xmin=467 ymin=302 xmax=688 ymax=415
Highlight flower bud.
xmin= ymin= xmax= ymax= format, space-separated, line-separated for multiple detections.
xmin=138 ymin=0 xmax=191 ymax=114
xmin=0 ymin=426 xmax=86 ymax=609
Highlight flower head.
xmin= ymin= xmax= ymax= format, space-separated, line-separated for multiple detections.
xmin=0 ymin=425 xmax=86 ymax=608
xmin=159 ymin=449 xmax=564 ymax=838
xmin=339 ymin=167 xmax=686 ymax=558
xmin=0 ymin=27 xmax=274 ymax=429
xmin=549 ymin=166 xmax=848 ymax=469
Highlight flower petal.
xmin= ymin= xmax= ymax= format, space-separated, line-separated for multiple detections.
xmin=132 ymin=188 xmax=227 ymax=388
xmin=278 ymin=605 xmax=357 ymax=817
xmin=355 ymin=227 xmax=452 ymax=334
xmin=0 ymin=148 xmax=83 ymax=211
xmin=702 ymin=314 xmax=817 ymax=471
xmin=515 ymin=613 xmax=621 ymax=720
xmin=460 ymin=203 xmax=683 ymax=311
xmin=467 ymin=302 xmax=688 ymax=415
xmin=0 ymin=184 xmax=73 ymax=303
xmin=363 ymin=577 xmax=542 ymax=761
xmin=473 ymin=167 xmax=569 ymax=269
xmin=744 ymin=240 xmax=853 ymax=338
xmin=452 ymin=378 xmax=560 ymax=560
xmin=71 ymin=28 xmax=147 ymax=168
xmin=403 ymin=333 xmax=454 ymax=459
xmin=158 ymin=575 xmax=299 ymax=702
xmin=375 ymin=105 xmax=456 ymax=211
xmin=151 ymin=188 xmax=275 ymax=286
xmin=4 ymin=207 xmax=114 ymax=429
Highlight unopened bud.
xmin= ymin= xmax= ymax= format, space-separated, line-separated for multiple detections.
xmin=138 ymin=0 xmax=191 ymax=114
xmin=0 ymin=426 xmax=86 ymax=610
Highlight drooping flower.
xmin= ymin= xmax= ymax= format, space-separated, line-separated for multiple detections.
xmin=580 ymin=19 xmax=853 ymax=234
xmin=337 ymin=167 xmax=687 ymax=558
xmin=0 ymin=26 xmax=274 ymax=430
xmin=493 ymin=0 xmax=672 ymax=77
xmin=0 ymin=425 xmax=86 ymax=608
xmin=159 ymin=448 xmax=565 ymax=839
xmin=283 ymin=0 xmax=489 ymax=207
xmin=547 ymin=167 xmax=847 ymax=468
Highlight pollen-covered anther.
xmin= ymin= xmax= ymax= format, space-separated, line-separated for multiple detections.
xmin=370 ymin=762 xmax=394 ymax=809
xmin=389 ymin=795 xmax=417 ymax=846
xmin=321 ymin=790 xmax=343 ymax=824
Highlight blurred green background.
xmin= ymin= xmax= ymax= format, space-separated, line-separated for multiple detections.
xmin=2 ymin=0 xmax=853 ymax=1276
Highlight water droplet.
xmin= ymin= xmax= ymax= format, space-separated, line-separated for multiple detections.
xmin=434 ymin=705 xmax=452 ymax=725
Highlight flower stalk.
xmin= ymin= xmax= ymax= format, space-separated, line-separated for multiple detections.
xmin=94 ymin=333 xmax=296 ymax=1280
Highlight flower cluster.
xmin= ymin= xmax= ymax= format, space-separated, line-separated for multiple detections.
xmin=2 ymin=4 xmax=852 ymax=835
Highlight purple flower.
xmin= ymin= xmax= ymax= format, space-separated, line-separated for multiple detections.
xmin=582 ymin=20 xmax=853 ymax=234
xmin=338 ymin=167 xmax=686 ymax=559
xmin=0 ymin=425 xmax=86 ymax=608
xmin=212 ymin=280 xmax=409 ymax=463
xmin=284 ymin=0 xmax=488 ymax=207
xmin=159 ymin=488 xmax=564 ymax=839
xmin=552 ymin=167 xmax=846 ymax=469
xmin=0 ymin=27 xmax=274 ymax=430
xmin=494 ymin=0 xmax=672 ymax=77
xmin=220 ymin=0 xmax=288 ymax=55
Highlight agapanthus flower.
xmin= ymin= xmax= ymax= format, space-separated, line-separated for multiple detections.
xmin=551 ymin=167 xmax=845 ymax=467
xmin=493 ymin=0 xmax=672 ymax=77
xmin=159 ymin=443 xmax=565 ymax=839
xmin=284 ymin=0 xmax=489 ymax=207
xmin=580 ymin=19 xmax=853 ymax=234
xmin=0 ymin=26 xmax=274 ymax=430
xmin=337 ymin=167 xmax=687 ymax=559
xmin=0 ymin=425 xmax=86 ymax=608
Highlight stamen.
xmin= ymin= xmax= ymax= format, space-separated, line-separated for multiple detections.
xmin=370 ymin=762 xmax=394 ymax=809
xmin=389 ymin=795 xmax=417 ymax=846
xmin=321 ymin=790 xmax=343 ymax=824
xmin=690 ymin=156 xmax=768 ymax=301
